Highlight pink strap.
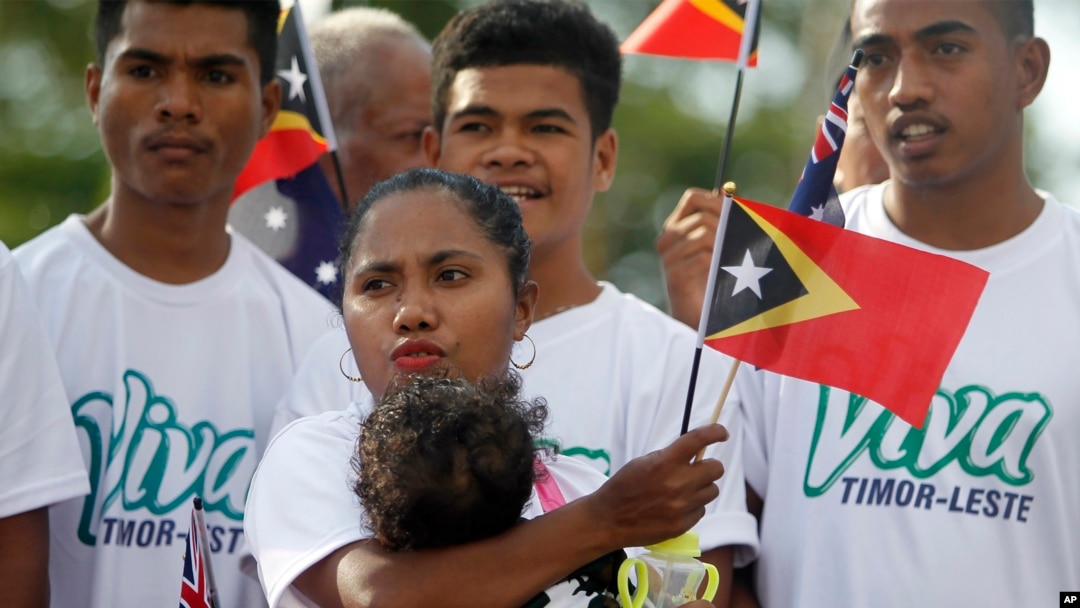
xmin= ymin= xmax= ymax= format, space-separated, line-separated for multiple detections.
xmin=533 ymin=458 xmax=567 ymax=512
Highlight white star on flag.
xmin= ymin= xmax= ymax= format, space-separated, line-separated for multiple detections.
xmin=277 ymin=56 xmax=307 ymax=103
xmin=264 ymin=207 xmax=288 ymax=231
xmin=809 ymin=205 xmax=826 ymax=221
xmin=315 ymin=261 xmax=338 ymax=285
xmin=722 ymin=250 xmax=773 ymax=299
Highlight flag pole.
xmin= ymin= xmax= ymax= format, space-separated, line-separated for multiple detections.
xmin=680 ymin=184 xmax=736 ymax=435
xmin=329 ymin=151 xmax=351 ymax=209
xmin=193 ymin=497 xmax=220 ymax=608
xmin=711 ymin=0 xmax=760 ymax=191
xmin=711 ymin=72 xmax=744 ymax=191
xmin=293 ymin=3 xmax=351 ymax=209
xmin=679 ymin=0 xmax=760 ymax=436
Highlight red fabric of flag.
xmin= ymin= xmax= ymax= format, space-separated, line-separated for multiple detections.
xmin=703 ymin=197 xmax=988 ymax=428
xmin=621 ymin=0 xmax=759 ymax=65
xmin=233 ymin=5 xmax=332 ymax=200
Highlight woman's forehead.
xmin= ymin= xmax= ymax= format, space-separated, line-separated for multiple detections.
xmin=351 ymin=190 xmax=491 ymax=260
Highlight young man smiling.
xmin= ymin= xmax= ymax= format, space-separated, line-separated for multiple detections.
xmin=13 ymin=1 xmax=331 ymax=606
xmin=731 ymin=1 xmax=1079 ymax=605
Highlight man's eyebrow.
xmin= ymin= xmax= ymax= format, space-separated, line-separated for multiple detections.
xmin=854 ymin=20 xmax=977 ymax=49
xmin=914 ymin=20 xmax=977 ymax=40
xmin=116 ymin=47 xmax=170 ymax=64
xmin=525 ymin=108 xmax=576 ymax=123
xmin=852 ymin=32 xmax=892 ymax=49
xmin=191 ymin=53 xmax=248 ymax=69
xmin=448 ymin=105 xmax=498 ymax=120
xmin=115 ymin=48 xmax=248 ymax=70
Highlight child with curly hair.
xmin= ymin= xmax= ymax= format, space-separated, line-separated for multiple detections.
xmin=354 ymin=372 xmax=547 ymax=550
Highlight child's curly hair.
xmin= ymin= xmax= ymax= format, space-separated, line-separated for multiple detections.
xmin=353 ymin=372 xmax=549 ymax=550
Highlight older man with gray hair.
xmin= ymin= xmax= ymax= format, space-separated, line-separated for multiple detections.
xmin=310 ymin=7 xmax=433 ymax=209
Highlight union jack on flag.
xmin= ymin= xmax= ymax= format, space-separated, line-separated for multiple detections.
xmin=787 ymin=51 xmax=863 ymax=226
xmin=179 ymin=498 xmax=216 ymax=608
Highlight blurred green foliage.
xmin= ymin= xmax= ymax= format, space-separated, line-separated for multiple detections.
xmin=0 ymin=0 xmax=108 ymax=247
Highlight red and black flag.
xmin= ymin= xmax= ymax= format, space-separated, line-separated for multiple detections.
xmin=621 ymin=0 xmax=761 ymax=65
xmin=234 ymin=4 xmax=334 ymax=198
xmin=703 ymin=197 xmax=988 ymax=427
xmin=230 ymin=5 xmax=346 ymax=299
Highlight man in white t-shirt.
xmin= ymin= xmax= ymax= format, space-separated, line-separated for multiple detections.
xmin=0 ymin=241 xmax=90 ymax=607
xmin=13 ymin=2 xmax=332 ymax=607
xmin=266 ymin=0 xmax=757 ymax=605
xmin=663 ymin=0 xmax=1077 ymax=605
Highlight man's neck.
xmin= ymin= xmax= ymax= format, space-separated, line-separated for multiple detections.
xmin=85 ymin=184 xmax=232 ymax=284
xmin=884 ymin=156 xmax=1043 ymax=251
xmin=528 ymin=240 xmax=602 ymax=322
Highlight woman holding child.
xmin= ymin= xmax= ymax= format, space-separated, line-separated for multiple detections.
xmin=244 ymin=169 xmax=728 ymax=607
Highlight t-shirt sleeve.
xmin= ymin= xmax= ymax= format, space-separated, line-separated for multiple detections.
xmin=0 ymin=244 xmax=89 ymax=518
xmin=244 ymin=412 xmax=368 ymax=608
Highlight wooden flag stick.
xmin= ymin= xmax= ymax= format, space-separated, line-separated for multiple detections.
xmin=695 ymin=358 xmax=742 ymax=463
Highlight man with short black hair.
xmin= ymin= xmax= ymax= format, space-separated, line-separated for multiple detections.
xmin=14 ymin=1 xmax=331 ymax=606
xmin=736 ymin=0 xmax=1078 ymax=605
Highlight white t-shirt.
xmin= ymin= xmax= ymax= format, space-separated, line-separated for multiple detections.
xmin=272 ymin=282 xmax=757 ymax=553
xmin=740 ymin=183 xmax=1080 ymax=607
xmin=13 ymin=216 xmax=334 ymax=608
xmin=247 ymin=401 xmax=621 ymax=607
xmin=0 ymin=241 xmax=89 ymax=519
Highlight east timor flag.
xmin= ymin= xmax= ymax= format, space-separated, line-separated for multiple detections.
xmin=704 ymin=198 xmax=988 ymax=428
xmin=621 ymin=0 xmax=760 ymax=65
xmin=233 ymin=5 xmax=334 ymax=200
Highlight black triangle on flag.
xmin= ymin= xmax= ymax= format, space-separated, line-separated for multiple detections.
xmin=706 ymin=201 xmax=808 ymax=334
xmin=275 ymin=7 xmax=327 ymax=138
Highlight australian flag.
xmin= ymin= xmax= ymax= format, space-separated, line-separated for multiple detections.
xmin=229 ymin=4 xmax=345 ymax=300
xmin=787 ymin=50 xmax=864 ymax=226
xmin=179 ymin=498 xmax=216 ymax=608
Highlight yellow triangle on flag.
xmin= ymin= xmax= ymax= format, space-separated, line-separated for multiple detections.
xmin=687 ymin=0 xmax=745 ymax=32
xmin=707 ymin=200 xmax=860 ymax=340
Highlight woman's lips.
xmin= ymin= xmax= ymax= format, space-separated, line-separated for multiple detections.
xmin=393 ymin=354 xmax=443 ymax=373
xmin=389 ymin=340 xmax=446 ymax=373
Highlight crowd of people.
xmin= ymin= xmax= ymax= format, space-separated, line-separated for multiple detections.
xmin=2 ymin=0 xmax=1075 ymax=607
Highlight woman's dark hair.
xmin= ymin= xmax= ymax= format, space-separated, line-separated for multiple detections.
xmin=337 ymin=168 xmax=531 ymax=310
xmin=353 ymin=372 xmax=548 ymax=550
xmin=95 ymin=0 xmax=280 ymax=85
xmin=431 ymin=0 xmax=622 ymax=141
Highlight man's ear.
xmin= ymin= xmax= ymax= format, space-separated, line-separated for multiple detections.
xmin=422 ymin=125 xmax=442 ymax=167
xmin=1015 ymin=36 xmax=1050 ymax=110
xmin=86 ymin=63 xmax=102 ymax=126
xmin=259 ymin=79 xmax=282 ymax=137
xmin=591 ymin=128 xmax=618 ymax=193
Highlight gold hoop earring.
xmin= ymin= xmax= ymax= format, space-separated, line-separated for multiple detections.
xmin=510 ymin=334 xmax=536 ymax=370
xmin=339 ymin=349 xmax=362 ymax=383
